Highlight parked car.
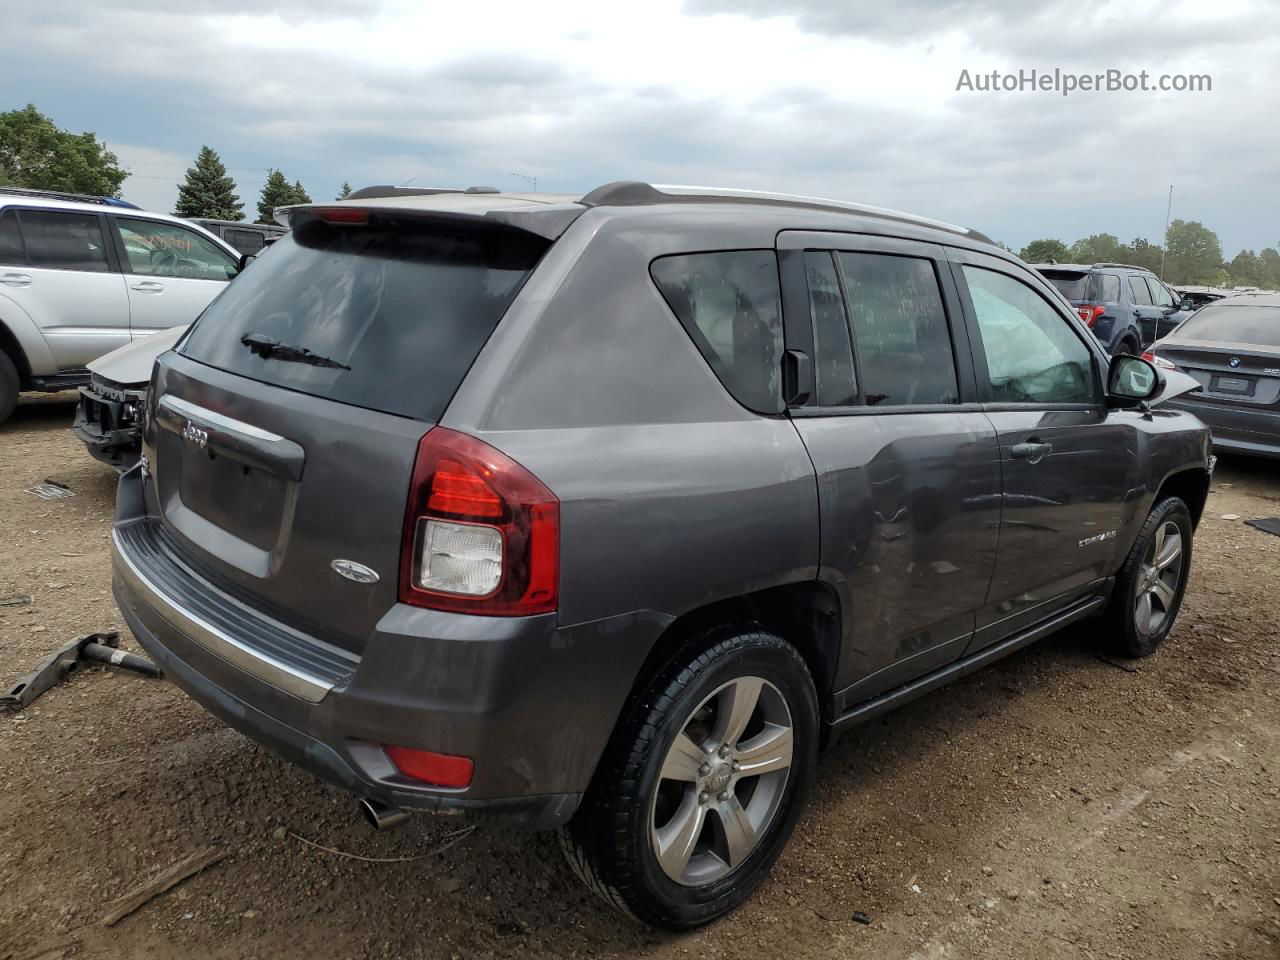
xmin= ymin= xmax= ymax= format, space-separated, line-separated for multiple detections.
xmin=1146 ymin=293 xmax=1280 ymax=459
xmin=1033 ymin=262 xmax=1190 ymax=353
xmin=187 ymin=218 xmax=287 ymax=256
xmin=73 ymin=324 xmax=187 ymax=470
xmin=0 ymin=187 xmax=242 ymax=424
xmin=1172 ymin=285 xmax=1232 ymax=311
xmin=111 ymin=182 xmax=1212 ymax=929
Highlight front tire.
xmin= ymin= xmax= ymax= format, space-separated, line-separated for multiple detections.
xmin=1104 ymin=496 xmax=1193 ymax=657
xmin=561 ymin=627 xmax=818 ymax=929
xmin=0 ymin=351 xmax=18 ymax=425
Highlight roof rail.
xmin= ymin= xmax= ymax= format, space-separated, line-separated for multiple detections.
xmin=1091 ymin=262 xmax=1148 ymax=272
xmin=0 ymin=185 xmax=140 ymax=209
xmin=580 ymin=181 xmax=993 ymax=243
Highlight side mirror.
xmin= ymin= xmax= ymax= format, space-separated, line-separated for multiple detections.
xmin=235 ymin=253 xmax=252 ymax=276
xmin=1179 ymin=299 xmax=1194 ymax=312
xmin=1107 ymin=354 xmax=1163 ymax=404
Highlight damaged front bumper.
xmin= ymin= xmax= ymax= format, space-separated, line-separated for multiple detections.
xmin=73 ymin=375 xmax=146 ymax=472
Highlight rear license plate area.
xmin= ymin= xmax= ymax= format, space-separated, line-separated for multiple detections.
xmin=1212 ymin=375 xmax=1254 ymax=395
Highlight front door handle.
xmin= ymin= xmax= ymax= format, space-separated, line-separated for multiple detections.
xmin=1010 ymin=440 xmax=1053 ymax=463
xmin=0 ymin=272 xmax=32 ymax=287
xmin=130 ymin=281 xmax=164 ymax=293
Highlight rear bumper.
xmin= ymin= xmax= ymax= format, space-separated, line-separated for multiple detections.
xmin=1166 ymin=397 xmax=1280 ymax=460
xmin=111 ymin=472 xmax=663 ymax=829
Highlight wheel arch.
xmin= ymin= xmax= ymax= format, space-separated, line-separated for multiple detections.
xmin=1153 ymin=467 xmax=1211 ymax=528
xmin=0 ymin=316 xmax=32 ymax=384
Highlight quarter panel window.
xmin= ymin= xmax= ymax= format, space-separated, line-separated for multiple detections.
xmin=224 ymin=228 xmax=265 ymax=254
xmin=1090 ymin=273 xmax=1120 ymax=303
xmin=651 ymin=250 xmax=783 ymax=413
xmin=836 ymin=251 xmax=958 ymax=406
xmin=963 ymin=265 xmax=1095 ymax=405
xmin=115 ymin=218 xmax=237 ymax=280
xmin=17 ymin=210 xmax=109 ymax=273
xmin=1129 ymin=275 xmax=1153 ymax=305
xmin=805 ymin=251 xmax=857 ymax=406
xmin=0 ymin=210 xmax=22 ymax=265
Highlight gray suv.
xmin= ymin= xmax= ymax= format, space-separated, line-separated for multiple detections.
xmin=111 ymin=183 xmax=1212 ymax=929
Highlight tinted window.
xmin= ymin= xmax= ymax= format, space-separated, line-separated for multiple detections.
xmin=964 ymin=266 xmax=1095 ymax=404
xmin=115 ymin=218 xmax=238 ymax=280
xmin=18 ymin=210 xmax=109 ymax=272
xmin=0 ymin=210 xmax=22 ymax=264
xmin=181 ymin=217 xmax=547 ymax=421
xmin=837 ymin=252 xmax=958 ymax=406
xmin=1089 ymin=273 xmax=1121 ymax=303
xmin=1176 ymin=305 xmax=1280 ymax=347
xmin=805 ymin=251 xmax=857 ymax=406
xmin=1148 ymin=278 xmax=1175 ymax=308
xmin=1040 ymin=270 xmax=1089 ymax=300
xmin=1129 ymin=275 xmax=1153 ymax=305
xmin=224 ymin=228 xmax=265 ymax=254
xmin=651 ymin=250 xmax=783 ymax=413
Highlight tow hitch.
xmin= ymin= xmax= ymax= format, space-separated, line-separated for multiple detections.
xmin=1 ymin=630 xmax=160 ymax=711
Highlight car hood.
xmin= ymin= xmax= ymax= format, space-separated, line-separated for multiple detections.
xmin=86 ymin=325 xmax=189 ymax=385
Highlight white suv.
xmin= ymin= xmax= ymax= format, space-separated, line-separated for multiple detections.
xmin=0 ymin=187 xmax=242 ymax=423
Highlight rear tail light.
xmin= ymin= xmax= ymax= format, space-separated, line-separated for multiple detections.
xmin=1078 ymin=305 xmax=1105 ymax=327
xmin=399 ymin=427 xmax=558 ymax=615
xmin=1142 ymin=351 xmax=1178 ymax=371
xmin=384 ymin=744 xmax=474 ymax=788
xmin=311 ymin=206 xmax=369 ymax=224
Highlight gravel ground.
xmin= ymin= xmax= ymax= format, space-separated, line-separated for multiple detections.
xmin=1 ymin=392 xmax=1278 ymax=960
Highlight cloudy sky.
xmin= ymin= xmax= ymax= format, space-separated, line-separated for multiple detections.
xmin=3 ymin=0 xmax=1276 ymax=255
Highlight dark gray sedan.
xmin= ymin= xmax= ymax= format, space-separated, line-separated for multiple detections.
xmin=1147 ymin=293 xmax=1280 ymax=459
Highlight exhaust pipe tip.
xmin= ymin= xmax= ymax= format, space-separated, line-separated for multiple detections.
xmin=359 ymin=797 xmax=410 ymax=831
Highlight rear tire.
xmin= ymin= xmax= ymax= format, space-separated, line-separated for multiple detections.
xmin=561 ymin=626 xmax=818 ymax=929
xmin=1102 ymin=496 xmax=1193 ymax=657
xmin=1113 ymin=335 xmax=1139 ymax=357
xmin=0 ymin=351 xmax=19 ymax=425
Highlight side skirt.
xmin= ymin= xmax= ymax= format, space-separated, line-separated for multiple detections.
xmin=829 ymin=592 xmax=1107 ymax=735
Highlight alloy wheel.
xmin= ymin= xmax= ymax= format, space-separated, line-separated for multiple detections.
xmin=1134 ymin=519 xmax=1184 ymax=636
xmin=650 ymin=675 xmax=793 ymax=886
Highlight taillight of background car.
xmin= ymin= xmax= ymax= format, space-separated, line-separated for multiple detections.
xmin=1141 ymin=351 xmax=1178 ymax=370
xmin=1078 ymin=305 xmax=1105 ymax=327
xmin=399 ymin=427 xmax=558 ymax=616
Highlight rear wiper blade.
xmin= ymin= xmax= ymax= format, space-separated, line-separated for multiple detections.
xmin=240 ymin=333 xmax=350 ymax=370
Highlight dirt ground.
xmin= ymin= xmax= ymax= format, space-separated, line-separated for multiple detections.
xmin=1 ymin=391 xmax=1278 ymax=960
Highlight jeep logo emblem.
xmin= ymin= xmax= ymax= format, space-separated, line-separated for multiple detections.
xmin=181 ymin=421 xmax=209 ymax=450
xmin=331 ymin=559 xmax=380 ymax=584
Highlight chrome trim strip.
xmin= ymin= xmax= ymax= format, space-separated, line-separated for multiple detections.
xmin=159 ymin=395 xmax=285 ymax=443
xmin=111 ymin=528 xmax=333 ymax=703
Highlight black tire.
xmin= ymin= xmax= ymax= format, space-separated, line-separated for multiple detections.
xmin=1103 ymin=496 xmax=1193 ymax=657
xmin=0 ymin=350 xmax=19 ymax=426
xmin=561 ymin=626 xmax=818 ymax=930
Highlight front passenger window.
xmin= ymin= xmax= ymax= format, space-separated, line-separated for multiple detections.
xmin=963 ymin=266 xmax=1095 ymax=405
xmin=115 ymin=218 xmax=238 ymax=281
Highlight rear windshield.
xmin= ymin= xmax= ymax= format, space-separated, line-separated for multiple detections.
xmin=1176 ymin=304 xmax=1280 ymax=348
xmin=1039 ymin=270 xmax=1119 ymax=303
xmin=180 ymin=214 xmax=547 ymax=421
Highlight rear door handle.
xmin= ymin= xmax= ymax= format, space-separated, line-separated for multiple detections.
xmin=1010 ymin=441 xmax=1053 ymax=463
xmin=130 ymin=281 xmax=164 ymax=293
xmin=0 ymin=272 xmax=31 ymax=287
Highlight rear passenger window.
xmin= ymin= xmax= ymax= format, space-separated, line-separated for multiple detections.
xmin=805 ymin=252 xmax=857 ymax=406
xmin=837 ymin=252 xmax=958 ymax=406
xmin=18 ymin=210 xmax=109 ymax=272
xmin=1089 ymin=273 xmax=1120 ymax=302
xmin=1129 ymin=275 xmax=1153 ymax=305
xmin=0 ymin=210 xmax=22 ymax=264
xmin=651 ymin=251 xmax=783 ymax=413
xmin=963 ymin=266 xmax=1095 ymax=405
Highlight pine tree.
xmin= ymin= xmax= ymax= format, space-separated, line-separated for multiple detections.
xmin=173 ymin=146 xmax=242 ymax=220
xmin=336 ymin=181 xmax=351 ymax=200
xmin=256 ymin=169 xmax=294 ymax=223
xmin=289 ymin=179 xmax=312 ymax=205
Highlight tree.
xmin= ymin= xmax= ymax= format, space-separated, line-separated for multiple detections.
xmin=289 ymin=179 xmax=311 ymax=204
xmin=0 ymin=104 xmax=127 ymax=196
xmin=1120 ymin=237 xmax=1163 ymax=275
xmin=1068 ymin=233 xmax=1124 ymax=264
xmin=174 ymin=146 xmax=243 ymax=220
xmin=1163 ymin=219 xmax=1224 ymax=285
xmin=336 ymin=181 xmax=351 ymax=200
xmin=1019 ymin=238 xmax=1070 ymax=263
xmin=257 ymin=169 xmax=310 ymax=222
xmin=1260 ymin=248 xmax=1280 ymax=290
xmin=1227 ymin=249 xmax=1264 ymax=287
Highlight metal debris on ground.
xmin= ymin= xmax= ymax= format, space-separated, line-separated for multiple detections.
xmin=851 ymin=911 xmax=873 ymax=925
xmin=1 ymin=631 xmax=160 ymax=710
xmin=0 ymin=594 xmax=33 ymax=606
xmin=1244 ymin=517 xmax=1280 ymax=538
xmin=25 ymin=481 xmax=75 ymax=500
